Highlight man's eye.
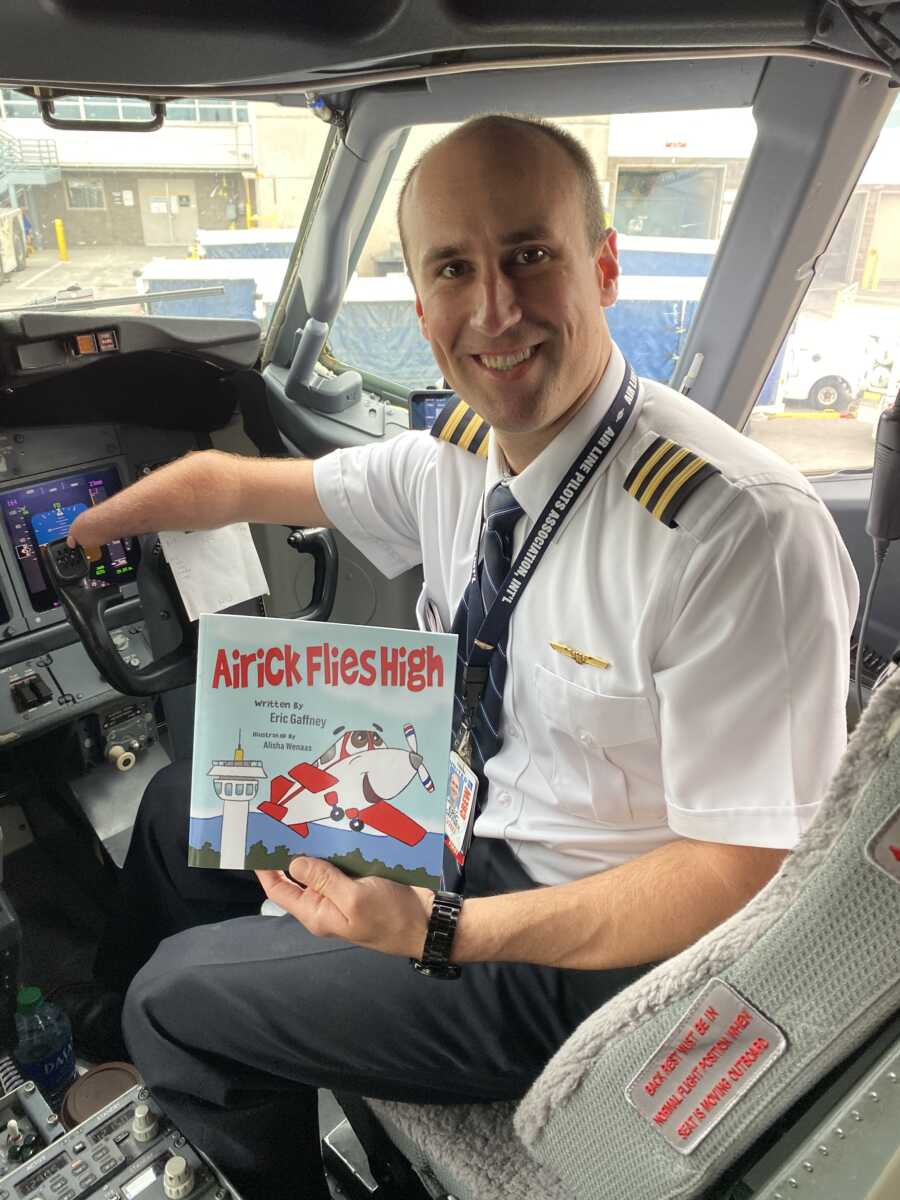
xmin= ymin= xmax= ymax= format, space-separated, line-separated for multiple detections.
xmin=513 ymin=247 xmax=548 ymax=265
xmin=439 ymin=261 xmax=466 ymax=279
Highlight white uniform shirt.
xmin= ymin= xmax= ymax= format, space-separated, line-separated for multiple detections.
xmin=314 ymin=343 xmax=859 ymax=886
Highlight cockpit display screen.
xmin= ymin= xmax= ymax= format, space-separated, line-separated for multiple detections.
xmin=1 ymin=466 xmax=140 ymax=613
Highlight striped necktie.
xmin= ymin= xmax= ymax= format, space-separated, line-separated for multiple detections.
xmin=450 ymin=481 xmax=525 ymax=778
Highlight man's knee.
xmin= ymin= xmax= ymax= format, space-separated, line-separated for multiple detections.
xmin=123 ymin=935 xmax=210 ymax=1087
xmin=122 ymin=923 xmax=304 ymax=1105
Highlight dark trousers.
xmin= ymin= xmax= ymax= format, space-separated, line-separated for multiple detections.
xmin=115 ymin=762 xmax=650 ymax=1200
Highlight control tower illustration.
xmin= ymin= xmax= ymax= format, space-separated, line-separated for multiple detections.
xmin=207 ymin=733 xmax=268 ymax=869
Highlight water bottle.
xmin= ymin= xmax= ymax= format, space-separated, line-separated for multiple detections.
xmin=13 ymin=986 xmax=76 ymax=1109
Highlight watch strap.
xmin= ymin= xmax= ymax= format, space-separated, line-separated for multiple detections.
xmin=411 ymin=891 xmax=463 ymax=980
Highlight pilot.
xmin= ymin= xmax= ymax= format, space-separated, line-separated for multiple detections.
xmin=68 ymin=115 xmax=858 ymax=1200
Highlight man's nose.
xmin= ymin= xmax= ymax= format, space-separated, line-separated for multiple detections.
xmin=471 ymin=269 xmax=522 ymax=337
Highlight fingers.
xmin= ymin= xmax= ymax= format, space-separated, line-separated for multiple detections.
xmin=67 ymin=508 xmax=105 ymax=549
xmin=287 ymin=855 xmax=350 ymax=898
xmin=255 ymin=862 xmax=348 ymax=937
xmin=256 ymin=869 xmax=317 ymax=924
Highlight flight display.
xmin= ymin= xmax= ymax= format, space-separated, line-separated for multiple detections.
xmin=1 ymin=466 xmax=140 ymax=612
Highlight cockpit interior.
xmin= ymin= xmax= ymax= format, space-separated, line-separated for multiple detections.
xmin=0 ymin=2 xmax=899 ymax=1198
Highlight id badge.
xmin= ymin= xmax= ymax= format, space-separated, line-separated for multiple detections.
xmin=444 ymin=749 xmax=479 ymax=869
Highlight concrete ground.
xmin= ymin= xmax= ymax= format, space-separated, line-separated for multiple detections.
xmin=746 ymin=410 xmax=875 ymax=474
xmin=0 ymin=243 xmax=189 ymax=313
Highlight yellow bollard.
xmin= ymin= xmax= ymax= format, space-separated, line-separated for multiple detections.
xmin=862 ymin=247 xmax=879 ymax=291
xmin=243 ymin=175 xmax=254 ymax=229
xmin=54 ymin=218 xmax=69 ymax=262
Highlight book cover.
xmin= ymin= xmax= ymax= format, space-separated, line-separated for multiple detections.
xmin=189 ymin=612 xmax=456 ymax=890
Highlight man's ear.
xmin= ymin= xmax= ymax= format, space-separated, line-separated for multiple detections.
xmin=596 ymin=227 xmax=619 ymax=308
xmin=415 ymin=293 xmax=429 ymax=339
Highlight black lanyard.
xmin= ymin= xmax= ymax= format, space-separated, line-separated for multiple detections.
xmin=457 ymin=361 xmax=639 ymax=758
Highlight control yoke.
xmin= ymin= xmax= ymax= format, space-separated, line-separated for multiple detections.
xmin=41 ymin=526 xmax=339 ymax=697
xmin=41 ymin=535 xmax=197 ymax=696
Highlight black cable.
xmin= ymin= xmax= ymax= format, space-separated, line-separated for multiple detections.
xmin=856 ymin=538 xmax=890 ymax=716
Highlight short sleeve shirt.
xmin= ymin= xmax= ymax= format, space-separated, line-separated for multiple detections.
xmin=313 ymin=343 xmax=859 ymax=886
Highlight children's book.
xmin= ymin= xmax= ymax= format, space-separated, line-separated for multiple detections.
xmin=189 ymin=612 xmax=456 ymax=890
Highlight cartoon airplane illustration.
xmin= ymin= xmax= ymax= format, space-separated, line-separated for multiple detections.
xmin=257 ymin=722 xmax=434 ymax=845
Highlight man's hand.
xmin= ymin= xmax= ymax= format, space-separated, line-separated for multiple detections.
xmin=256 ymin=857 xmax=435 ymax=958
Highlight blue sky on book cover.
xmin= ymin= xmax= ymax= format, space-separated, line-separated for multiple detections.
xmin=189 ymin=612 xmax=456 ymax=888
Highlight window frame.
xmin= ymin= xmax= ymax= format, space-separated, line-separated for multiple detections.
xmin=64 ymin=178 xmax=107 ymax=212
xmin=611 ymin=162 xmax=726 ymax=240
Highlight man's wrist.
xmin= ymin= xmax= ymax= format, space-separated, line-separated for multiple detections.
xmin=411 ymin=891 xmax=463 ymax=979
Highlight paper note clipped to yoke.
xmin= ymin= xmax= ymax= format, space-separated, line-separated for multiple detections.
xmin=158 ymin=524 xmax=269 ymax=621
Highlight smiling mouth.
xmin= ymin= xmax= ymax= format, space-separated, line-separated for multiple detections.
xmin=475 ymin=345 xmax=538 ymax=372
xmin=362 ymin=774 xmax=384 ymax=806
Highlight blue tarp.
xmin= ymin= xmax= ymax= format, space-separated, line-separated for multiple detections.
xmin=143 ymin=277 xmax=258 ymax=319
xmin=201 ymin=240 xmax=292 ymax=260
xmin=330 ymin=297 xmax=702 ymax=389
xmin=330 ymin=301 xmax=440 ymax=388
xmin=618 ymin=249 xmax=713 ymax=277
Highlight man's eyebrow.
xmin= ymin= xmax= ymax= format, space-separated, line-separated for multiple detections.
xmin=422 ymin=243 xmax=465 ymax=267
xmin=501 ymin=225 xmax=553 ymax=244
xmin=421 ymin=226 xmax=554 ymax=268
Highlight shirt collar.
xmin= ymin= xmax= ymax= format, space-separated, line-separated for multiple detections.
xmin=483 ymin=342 xmax=642 ymax=523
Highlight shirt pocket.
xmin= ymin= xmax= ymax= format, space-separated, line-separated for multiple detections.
xmin=533 ymin=664 xmax=659 ymax=828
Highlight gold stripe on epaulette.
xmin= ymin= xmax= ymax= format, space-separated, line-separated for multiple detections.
xmin=651 ymin=456 xmax=707 ymax=520
xmin=639 ymin=446 xmax=691 ymax=509
xmin=435 ymin=400 xmax=469 ymax=444
xmin=626 ymin=437 xmax=675 ymax=498
xmin=623 ymin=434 xmax=721 ymax=528
xmin=457 ymin=417 xmax=483 ymax=451
xmin=430 ymin=397 xmax=491 ymax=456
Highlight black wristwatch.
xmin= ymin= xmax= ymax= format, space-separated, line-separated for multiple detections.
xmin=411 ymin=891 xmax=463 ymax=980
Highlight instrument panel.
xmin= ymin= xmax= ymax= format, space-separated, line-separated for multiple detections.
xmin=0 ymin=422 xmax=199 ymax=745
xmin=0 ymin=1084 xmax=238 ymax=1200
xmin=1 ymin=466 xmax=140 ymax=615
xmin=0 ymin=310 xmax=266 ymax=749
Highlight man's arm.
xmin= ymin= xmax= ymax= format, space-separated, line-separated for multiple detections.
xmin=452 ymin=837 xmax=786 ymax=968
xmin=257 ymin=836 xmax=787 ymax=969
xmin=68 ymin=450 xmax=329 ymax=548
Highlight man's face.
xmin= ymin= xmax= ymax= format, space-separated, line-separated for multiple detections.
xmin=404 ymin=129 xmax=619 ymax=444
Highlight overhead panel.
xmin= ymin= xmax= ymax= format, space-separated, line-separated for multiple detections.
xmin=0 ymin=0 xmax=818 ymax=92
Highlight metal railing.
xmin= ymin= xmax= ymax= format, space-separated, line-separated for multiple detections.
xmin=0 ymin=128 xmax=59 ymax=170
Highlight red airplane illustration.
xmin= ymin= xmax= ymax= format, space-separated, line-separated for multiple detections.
xmin=257 ymin=722 xmax=434 ymax=845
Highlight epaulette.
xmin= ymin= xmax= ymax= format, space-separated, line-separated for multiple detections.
xmin=429 ymin=397 xmax=490 ymax=457
xmin=623 ymin=435 xmax=721 ymax=528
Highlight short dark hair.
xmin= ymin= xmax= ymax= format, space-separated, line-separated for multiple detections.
xmin=397 ymin=113 xmax=609 ymax=277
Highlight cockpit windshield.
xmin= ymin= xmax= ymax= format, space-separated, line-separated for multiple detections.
xmin=0 ymin=92 xmax=330 ymax=322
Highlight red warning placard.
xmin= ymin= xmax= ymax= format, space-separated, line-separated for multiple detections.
xmin=866 ymin=804 xmax=900 ymax=887
xmin=626 ymin=979 xmax=787 ymax=1154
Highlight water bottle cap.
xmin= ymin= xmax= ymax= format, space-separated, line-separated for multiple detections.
xmin=16 ymin=986 xmax=43 ymax=1014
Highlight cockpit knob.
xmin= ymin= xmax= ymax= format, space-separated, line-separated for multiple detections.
xmin=131 ymin=1102 xmax=159 ymax=1142
xmin=163 ymin=1155 xmax=195 ymax=1199
xmin=107 ymin=744 xmax=136 ymax=772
